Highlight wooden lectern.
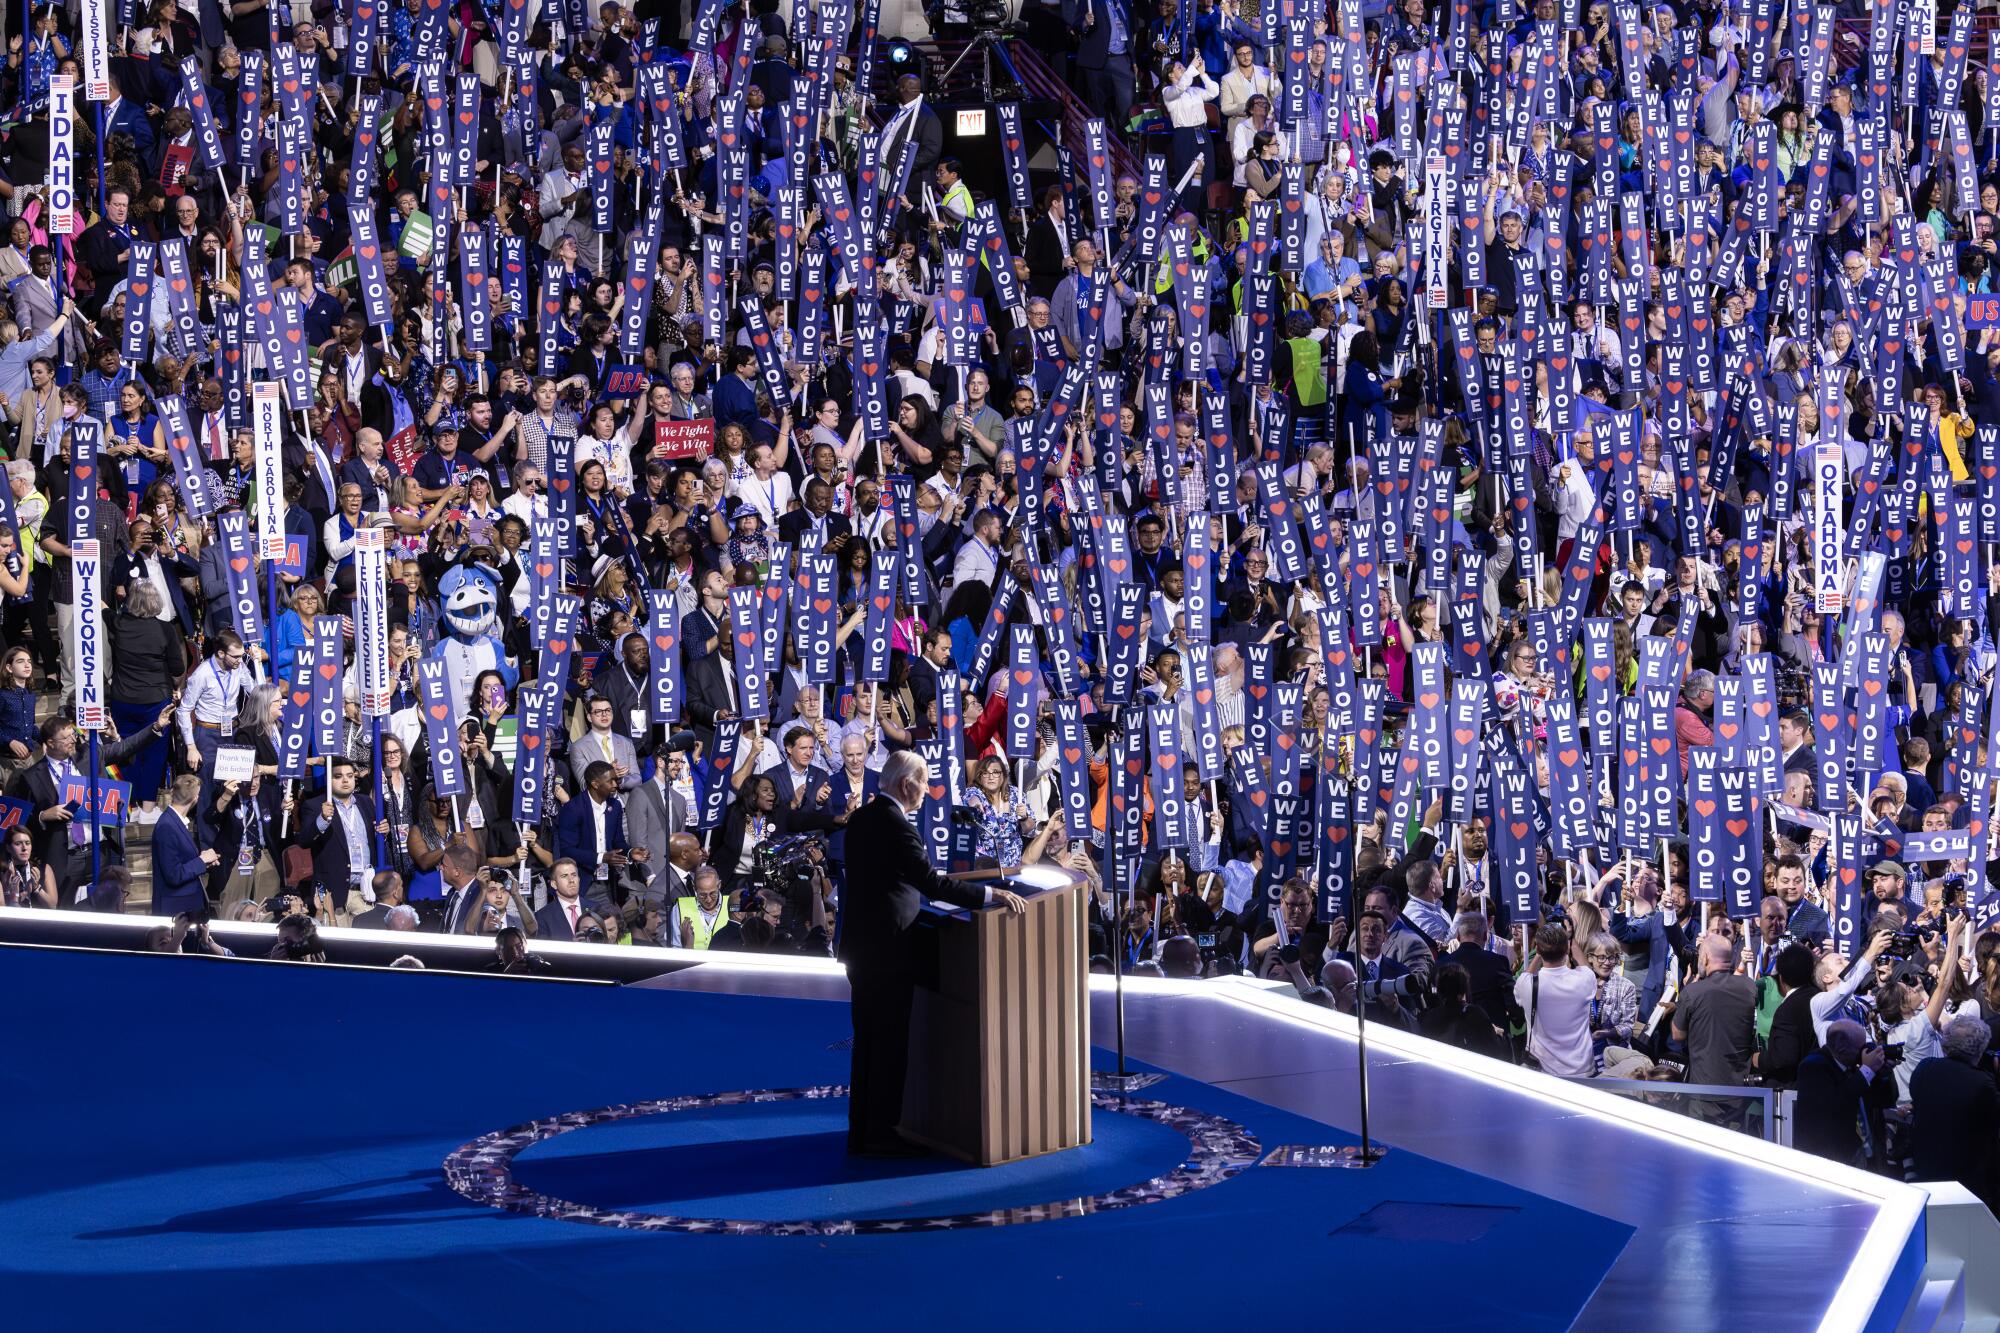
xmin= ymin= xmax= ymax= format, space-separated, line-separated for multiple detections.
xmin=900 ymin=872 xmax=1092 ymax=1166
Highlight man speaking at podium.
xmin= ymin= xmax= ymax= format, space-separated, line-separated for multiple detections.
xmin=840 ymin=751 xmax=1026 ymax=1157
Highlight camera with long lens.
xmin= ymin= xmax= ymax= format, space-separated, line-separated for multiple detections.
xmin=1359 ymin=974 xmax=1424 ymax=1003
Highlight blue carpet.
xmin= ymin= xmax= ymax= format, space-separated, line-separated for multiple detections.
xmin=0 ymin=948 xmax=1632 ymax=1330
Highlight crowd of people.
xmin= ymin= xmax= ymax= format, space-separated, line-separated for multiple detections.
xmin=9 ymin=0 xmax=2000 ymax=1203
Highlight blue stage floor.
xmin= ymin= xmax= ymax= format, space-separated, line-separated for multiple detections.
xmin=0 ymin=947 xmax=1633 ymax=1331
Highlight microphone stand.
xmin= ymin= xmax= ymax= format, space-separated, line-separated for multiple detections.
xmin=1099 ymin=707 xmax=1147 ymax=1092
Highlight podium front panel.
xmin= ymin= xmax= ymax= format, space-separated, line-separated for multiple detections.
xmin=903 ymin=878 xmax=1091 ymax=1166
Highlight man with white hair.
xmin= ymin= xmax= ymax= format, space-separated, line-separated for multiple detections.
xmin=837 ymin=749 xmax=1026 ymax=1157
xmin=1910 ymin=1014 xmax=2000 ymax=1210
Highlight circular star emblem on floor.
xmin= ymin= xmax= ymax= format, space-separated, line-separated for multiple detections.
xmin=443 ymin=1083 xmax=1263 ymax=1235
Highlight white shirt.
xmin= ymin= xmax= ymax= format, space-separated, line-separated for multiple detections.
xmin=588 ymin=797 xmax=610 ymax=875
xmin=734 ymin=469 xmax=793 ymax=529
xmin=134 ymin=553 xmax=176 ymax=621
xmin=1163 ymin=65 xmax=1219 ymax=129
xmin=1883 ymin=1009 xmax=1944 ymax=1104
xmin=1515 ymin=964 xmax=1598 ymax=1078
xmin=502 ymin=490 xmax=548 ymax=526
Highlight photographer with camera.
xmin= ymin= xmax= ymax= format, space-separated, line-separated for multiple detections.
xmin=1872 ymin=915 xmax=1966 ymax=1105
xmin=1515 ymin=924 xmax=1596 ymax=1077
xmin=1325 ymin=910 xmax=1421 ymax=1030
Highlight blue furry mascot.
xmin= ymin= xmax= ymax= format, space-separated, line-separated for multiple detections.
xmin=430 ymin=563 xmax=518 ymax=724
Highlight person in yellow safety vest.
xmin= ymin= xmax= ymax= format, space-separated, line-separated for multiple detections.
xmin=1152 ymin=216 xmax=1214 ymax=297
xmin=1280 ymin=310 xmax=1326 ymax=408
xmin=933 ymin=158 xmax=975 ymax=236
xmin=677 ymin=868 xmax=731 ymax=949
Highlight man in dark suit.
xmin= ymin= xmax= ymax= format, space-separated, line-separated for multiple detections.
xmin=1780 ymin=711 xmax=1816 ymax=777
xmin=682 ymin=569 xmax=731 ymax=664
xmin=1793 ymin=1019 xmax=1897 ymax=1168
xmin=1775 ymin=855 xmax=1832 ymax=944
xmin=684 ymin=633 xmax=741 ymax=753
xmin=555 ymin=761 xmax=651 ymax=913
xmin=877 ymin=74 xmax=943 ymax=190
xmin=1758 ymin=945 xmax=1821 ymax=1088
xmin=350 ymin=872 xmax=409 ymax=930
xmin=1061 ymin=0 xmax=1137 ymax=129
xmin=438 ymin=846 xmax=491 ymax=936
xmin=110 ymin=519 xmax=202 ymax=635
xmin=1442 ymin=911 xmax=1520 ymax=1034
xmin=534 ymin=857 xmax=593 ymax=942
xmin=1329 ymin=910 xmax=1416 ymax=1027
xmin=102 ymin=74 xmax=159 ymax=176
xmin=151 ymin=775 xmax=220 ymax=918
xmin=10 ymin=715 xmax=84 ymax=872
xmin=822 ymin=734 xmax=880 ymax=882
xmin=76 ymin=188 xmax=143 ymax=310
xmin=767 ymin=723 xmax=837 ymax=833
xmin=305 ymin=757 xmax=382 ymax=908
xmin=776 ymin=478 xmax=853 ymax=553
xmin=839 ymin=751 xmax=1025 ymax=1156
xmin=1911 ymin=1015 xmax=2000 ymax=1212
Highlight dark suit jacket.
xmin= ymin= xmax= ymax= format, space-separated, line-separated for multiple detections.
xmin=110 ymin=548 xmax=201 ymax=635
xmin=150 ymin=807 xmax=210 ymax=917
xmin=823 ymin=767 xmax=880 ymax=862
xmin=554 ymin=793 xmax=628 ymax=876
xmin=1793 ymin=1051 xmax=1896 ymax=1165
xmin=535 ymin=897 xmax=588 ymax=942
xmin=9 ymin=759 xmax=66 ymax=867
xmin=351 ymin=903 xmax=398 ymax=930
xmin=1762 ymin=986 xmax=1820 ymax=1087
xmin=308 ymin=793 xmax=379 ymax=896
xmin=836 ymin=794 xmax=985 ymax=976
xmin=337 ymin=453 xmax=398 ymax=513
xmin=776 ymin=509 xmax=852 ymax=551
xmin=685 ymin=650 xmax=735 ymax=720
xmin=1786 ymin=898 xmax=1833 ymax=944
xmin=1061 ymin=0 xmax=1130 ymax=69
xmin=769 ymin=763 xmax=837 ymax=833
xmin=1911 ymin=1054 xmax=2000 ymax=1209
xmin=1336 ymin=950 xmax=1413 ymax=1025
xmin=1448 ymin=943 xmax=1522 ymax=1030
xmin=684 ymin=651 xmax=738 ymax=749
xmin=1025 ymin=214 xmax=1070 ymax=298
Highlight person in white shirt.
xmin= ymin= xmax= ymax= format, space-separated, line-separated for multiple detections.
xmin=1230 ymin=96 xmax=1287 ymax=187
xmin=502 ymin=465 xmax=549 ymax=526
xmin=1875 ymin=918 xmax=1964 ymax=1102
xmin=949 ymin=508 xmax=1005 ymax=590
xmin=1515 ymin=924 xmax=1599 ymax=1077
xmin=735 ymin=444 xmax=794 ymax=529
xmin=1812 ymin=932 xmax=1892 ymax=1044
